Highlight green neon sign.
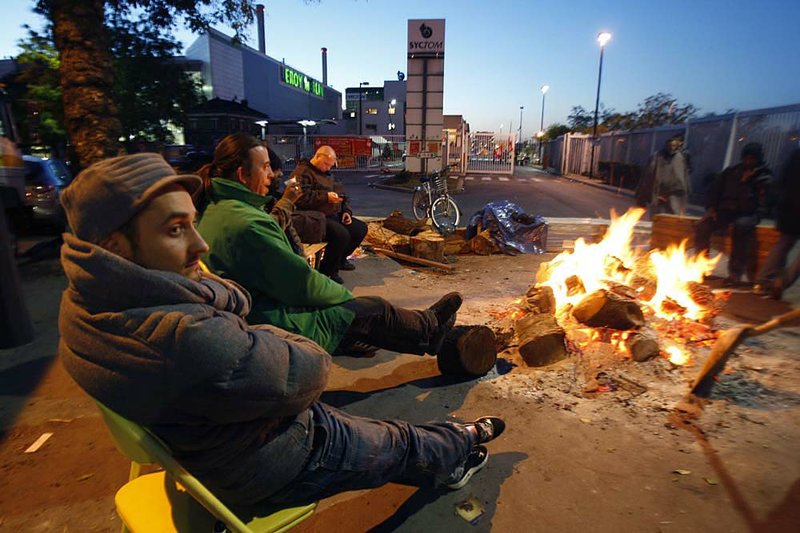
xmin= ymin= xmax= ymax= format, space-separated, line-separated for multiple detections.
xmin=282 ymin=66 xmax=324 ymax=98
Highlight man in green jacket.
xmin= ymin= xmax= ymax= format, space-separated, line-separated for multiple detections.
xmin=197 ymin=133 xmax=461 ymax=357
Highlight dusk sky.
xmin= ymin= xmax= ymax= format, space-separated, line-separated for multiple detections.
xmin=1 ymin=0 xmax=798 ymax=139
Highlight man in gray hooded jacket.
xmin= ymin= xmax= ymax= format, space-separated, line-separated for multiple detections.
xmin=57 ymin=153 xmax=504 ymax=507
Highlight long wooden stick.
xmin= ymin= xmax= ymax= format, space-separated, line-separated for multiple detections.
xmin=372 ymin=247 xmax=455 ymax=271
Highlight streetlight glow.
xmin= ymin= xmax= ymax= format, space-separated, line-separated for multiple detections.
xmin=538 ymin=84 xmax=549 ymax=165
xmin=590 ymin=31 xmax=612 ymax=178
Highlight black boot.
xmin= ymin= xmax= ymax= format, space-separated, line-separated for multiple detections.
xmin=427 ymin=292 xmax=463 ymax=354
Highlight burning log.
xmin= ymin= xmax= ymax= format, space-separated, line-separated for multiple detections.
xmin=625 ymin=328 xmax=660 ymax=362
xmin=523 ymin=285 xmax=556 ymax=315
xmin=382 ymin=210 xmax=428 ymax=235
xmin=606 ymin=281 xmax=640 ymax=301
xmin=572 ymin=289 xmax=645 ymax=330
xmin=515 ymin=313 xmax=568 ymax=367
xmin=688 ymin=281 xmax=714 ymax=307
xmin=437 ymin=325 xmax=498 ymax=376
xmin=565 ymin=275 xmax=585 ymax=297
xmin=410 ymin=231 xmax=446 ymax=263
xmin=660 ymin=297 xmax=687 ymax=316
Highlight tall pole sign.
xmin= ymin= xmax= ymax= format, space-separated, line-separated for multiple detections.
xmin=406 ymin=19 xmax=445 ymax=174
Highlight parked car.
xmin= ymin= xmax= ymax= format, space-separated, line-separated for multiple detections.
xmin=22 ymin=155 xmax=72 ymax=224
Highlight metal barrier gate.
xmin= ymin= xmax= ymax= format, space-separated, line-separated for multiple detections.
xmin=466 ymin=132 xmax=515 ymax=175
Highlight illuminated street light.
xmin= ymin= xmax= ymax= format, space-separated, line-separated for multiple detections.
xmin=539 ymin=84 xmax=550 ymax=166
xmin=358 ymin=81 xmax=369 ymax=136
xmin=255 ymin=119 xmax=269 ymax=140
xmin=590 ymin=31 xmax=611 ymax=179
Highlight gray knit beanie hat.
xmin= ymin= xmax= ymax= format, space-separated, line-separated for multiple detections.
xmin=61 ymin=153 xmax=202 ymax=243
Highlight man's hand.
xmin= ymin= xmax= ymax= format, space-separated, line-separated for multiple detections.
xmin=341 ymin=212 xmax=352 ymax=225
xmin=327 ymin=191 xmax=343 ymax=204
xmin=282 ymin=182 xmax=303 ymax=203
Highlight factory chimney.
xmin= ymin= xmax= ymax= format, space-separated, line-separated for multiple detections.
xmin=321 ymin=47 xmax=328 ymax=86
xmin=256 ymin=4 xmax=266 ymax=54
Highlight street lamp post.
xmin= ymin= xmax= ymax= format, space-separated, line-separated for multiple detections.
xmin=518 ymin=106 xmax=524 ymax=144
xmin=538 ymin=84 xmax=549 ymax=166
xmin=358 ymin=81 xmax=369 ymax=136
xmin=589 ymin=32 xmax=611 ymax=179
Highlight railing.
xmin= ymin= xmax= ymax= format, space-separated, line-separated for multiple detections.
xmin=544 ymin=102 xmax=800 ymax=201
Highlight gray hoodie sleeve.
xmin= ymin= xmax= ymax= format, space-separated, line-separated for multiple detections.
xmin=170 ymin=310 xmax=331 ymax=424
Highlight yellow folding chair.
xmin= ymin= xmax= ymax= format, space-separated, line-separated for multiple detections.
xmin=95 ymin=402 xmax=316 ymax=533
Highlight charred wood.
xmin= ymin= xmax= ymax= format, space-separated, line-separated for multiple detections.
xmin=572 ymin=289 xmax=645 ymax=330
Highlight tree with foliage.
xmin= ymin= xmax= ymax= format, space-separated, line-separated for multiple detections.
xmin=35 ymin=0 xmax=256 ymax=167
xmin=544 ymin=123 xmax=570 ymax=140
xmin=107 ymin=11 xmax=203 ymax=144
xmin=9 ymin=26 xmax=65 ymax=151
xmin=635 ymin=92 xmax=697 ymax=128
xmin=567 ymin=105 xmax=592 ymax=132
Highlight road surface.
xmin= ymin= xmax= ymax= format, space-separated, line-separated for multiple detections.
xmin=340 ymin=166 xmax=636 ymax=221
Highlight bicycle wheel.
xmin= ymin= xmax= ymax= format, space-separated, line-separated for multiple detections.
xmin=411 ymin=188 xmax=430 ymax=220
xmin=430 ymin=196 xmax=460 ymax=233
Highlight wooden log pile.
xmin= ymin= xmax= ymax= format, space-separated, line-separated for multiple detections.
xmin=363 ymin=212 xmax=511 ymax=268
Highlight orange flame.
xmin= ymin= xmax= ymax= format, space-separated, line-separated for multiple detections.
xmin=538 ymin=208 xmax=719 ymax=322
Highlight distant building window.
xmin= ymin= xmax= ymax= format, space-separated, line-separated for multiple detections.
xmin=366 ymin=123 xmax=377 ymax=131
xmin=366 ymin=108 xmax=378 ymax=115
xmin=388 ymin=106 xmax=396 ymax=115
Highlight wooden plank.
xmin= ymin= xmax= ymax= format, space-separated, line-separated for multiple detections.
xmin=372 ymin=247 xmax=456 ymax=271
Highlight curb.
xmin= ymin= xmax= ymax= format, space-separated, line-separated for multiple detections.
xmin=369 ymin=182 xmax=416 ymax=194
xmin=559 ymin=173 xmax=635 ymax=198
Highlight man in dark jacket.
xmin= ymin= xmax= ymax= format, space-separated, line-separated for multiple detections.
xmin=290 ymin=145 xmax=367 ymax=283
xmin=755 ymin=147 xmax=800 ymax=298
xmin=694 ymin=142 xmax=772 ymax=286
xmin=58 ymin=153 xmax=505 ymax=507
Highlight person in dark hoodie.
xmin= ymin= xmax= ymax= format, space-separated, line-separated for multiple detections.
xmin=58 ymin=152 xmax=505 ymax=508
xmin=694 ymin=142 xmax=772 ymax=286
xmin=754 ymin=147 xmax=800 ymax=299
xmin=289 ymin=145 xmax=367 ymax=283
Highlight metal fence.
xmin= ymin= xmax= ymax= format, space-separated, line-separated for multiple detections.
xmin=264 ymin=131 xmax=517 ymax=176
xmin=466 ymin=132 xmax=516 ymax=175
xmin=545 ymin=103 xmax=800 ymax=201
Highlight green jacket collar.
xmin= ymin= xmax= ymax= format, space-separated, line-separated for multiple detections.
xmin=210 ymin=178 xmax=275 ymax=208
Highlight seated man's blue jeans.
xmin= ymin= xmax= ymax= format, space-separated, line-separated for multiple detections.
xmin=269 ymin=403 xmax=477 ymax=505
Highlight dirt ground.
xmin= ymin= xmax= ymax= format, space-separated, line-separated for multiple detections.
xmin=1 ymin=249 xmax=799 ymax=532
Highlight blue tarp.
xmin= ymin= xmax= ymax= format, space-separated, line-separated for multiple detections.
xmin=465 ymin=200 xmax=548 ymax=255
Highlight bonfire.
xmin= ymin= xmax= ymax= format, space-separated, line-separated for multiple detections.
xmin=512 ymin=208 xmax=725 ymax=368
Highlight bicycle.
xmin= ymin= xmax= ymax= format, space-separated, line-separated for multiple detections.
xmin=411 ymin=164 xmax=461 ymax=234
